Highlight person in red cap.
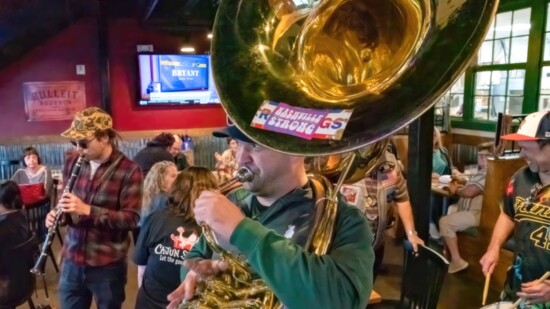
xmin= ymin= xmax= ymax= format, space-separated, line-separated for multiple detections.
xmin=480 ymin=111 xmax=550 ymax=307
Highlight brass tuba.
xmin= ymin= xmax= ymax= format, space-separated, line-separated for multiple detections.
xmin=212 ymin=0 xmax=498 ymax=155
xmin=184 ymin=0 xmax=498 ymax=307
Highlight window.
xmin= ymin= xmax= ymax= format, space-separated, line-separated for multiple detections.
xmin=434 ymin=74 xmax=465 ymax=130
xmin=474 ymin=70 xmax=525 ymax=120
xmin=541 ymin=66 xmax=550 ymax=110
xmin=541 ymin=4 xmax=550 ymax=111
xmin=478 ymin=9 xmax=531 ymax=65
xmin=447 ymin=2 xmax=550 ymax=131
xmin=545 ymin=4 xmax=550 ymax=62
xmin=436 ymin=74 xmax=465 ymax=117
xmin=471 ymin=8 xmax=531 ymax=122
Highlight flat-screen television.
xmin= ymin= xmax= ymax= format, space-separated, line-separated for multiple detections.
xmin=137 ymin=54 xmax=221 ymax=106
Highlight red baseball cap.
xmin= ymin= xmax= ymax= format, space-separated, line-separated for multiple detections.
xmin=501 ymin=111 xmax=550 ymax=141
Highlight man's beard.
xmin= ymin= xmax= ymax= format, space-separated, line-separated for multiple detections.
xmin=527 ymin=161 xmax=540 ymax=173
xmin=243 ymin=181 xmax=261 ymax=194
xmin=243 ymin=177 xmax=272 ymax=197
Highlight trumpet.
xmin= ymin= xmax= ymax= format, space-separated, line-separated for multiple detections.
xmin=31 ymin=154 xmax=86 ymax=276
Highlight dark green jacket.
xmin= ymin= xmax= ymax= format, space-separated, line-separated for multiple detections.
xmin=182 ymin=182 xmax=374 ymax=309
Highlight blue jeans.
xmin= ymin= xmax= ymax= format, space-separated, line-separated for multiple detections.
xmin=58 ymin=259 xmax=127 ymax=309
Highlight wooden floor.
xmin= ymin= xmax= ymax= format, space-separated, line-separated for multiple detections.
xmin=18 ymin=229 xmax=500 ymax=309
xmin=17 ymin=228 xmax=139 ymax=309
xmin=373 ymin=234 xmax=501 ymax=309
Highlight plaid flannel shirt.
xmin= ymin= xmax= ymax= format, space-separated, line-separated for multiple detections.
xmin=62 ymin=150 xmax=143 ymax=266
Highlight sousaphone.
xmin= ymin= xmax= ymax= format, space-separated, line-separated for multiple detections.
xmin=183 ymin=0 xmax=499 ymax=308
xmin=212 ymin=0 xmax=498 ymax=155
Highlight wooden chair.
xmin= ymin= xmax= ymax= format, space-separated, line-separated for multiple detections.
xmin=0 ymin=233 xmax=38 ymax=309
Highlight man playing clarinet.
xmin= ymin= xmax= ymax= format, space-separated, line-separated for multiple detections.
xmin=45 ymin=107 xmax=143 ymax=309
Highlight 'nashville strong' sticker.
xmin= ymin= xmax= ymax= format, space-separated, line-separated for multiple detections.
xmin=250 ymin=100 xmax=353 ymax=140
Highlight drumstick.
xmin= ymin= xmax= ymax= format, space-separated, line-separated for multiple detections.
xmin=482 ymin=274 xmax=491 ymax=305
xmin=511 ymin=271 xmax=550 ymax=309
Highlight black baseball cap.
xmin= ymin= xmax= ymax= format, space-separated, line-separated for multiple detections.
xmin=212 ymin=125 xmax=255 ymax=144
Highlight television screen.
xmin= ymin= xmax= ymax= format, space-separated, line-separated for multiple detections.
xmin=137 ymin=54 xmax=221 ymax=105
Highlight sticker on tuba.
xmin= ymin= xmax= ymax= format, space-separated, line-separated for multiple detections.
xmin=250 ymin=100 xmax=353 ymax=140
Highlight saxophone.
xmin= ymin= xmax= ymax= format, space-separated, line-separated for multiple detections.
xmin=31 ymin=154 xmax=86 ymax=276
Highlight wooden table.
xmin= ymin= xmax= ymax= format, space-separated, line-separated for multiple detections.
xmin=431 ymin=180 xmax=456 ymax=215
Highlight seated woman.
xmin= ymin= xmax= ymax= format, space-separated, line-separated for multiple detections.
xmin=11 ymin=147 xmax=53 ymax=197
xmin=431 ymin=127 xmax=461 ymax=179
xmin=139 ymin=161 xmax=178 ymax=226
xmin=439 ymin=147 xmax=491 ymax=273
xmin=430 ymin=127 xmax=461 ymax=239
xmin=214 ymin=138 xmax=238 ymax=183
xmin=133 ymin=167 xmax=217 ymax=309
xmin=0 ymin=181 xmax=32 ymax=307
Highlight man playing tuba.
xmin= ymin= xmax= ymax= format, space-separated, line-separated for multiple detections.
xmin=167 ymin=125 xmax=375 ymax=309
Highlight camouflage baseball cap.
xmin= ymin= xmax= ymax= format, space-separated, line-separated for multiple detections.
xmin=61 ymin=107 xmax=113 ymax=139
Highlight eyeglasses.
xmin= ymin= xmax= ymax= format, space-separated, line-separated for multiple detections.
xmin=70 ymin=137 xmax=96 ymax=149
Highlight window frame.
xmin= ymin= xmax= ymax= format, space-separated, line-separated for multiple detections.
xmin=450 ymin=0 xmax=548 ymax=132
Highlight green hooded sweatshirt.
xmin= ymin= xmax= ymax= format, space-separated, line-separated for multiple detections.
xmin=182 ymin=181 xmax=374 ymax=309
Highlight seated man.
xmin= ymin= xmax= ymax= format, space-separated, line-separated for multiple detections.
xmin=439 ymin=147 xmax=491 ymax=273
xmin=0 ymin=181 xmax=33 ymax=307
xmin=338 ymin=145 xmax=424 ymax=281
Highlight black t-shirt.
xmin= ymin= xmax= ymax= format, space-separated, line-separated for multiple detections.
xmin=132 ymin=146 xmax=173 ymax=177
xmin=502 ymin=167 xmax=550 ymax=297
xmin=133 ymin=208 xmax=201 ymax=307
xmin=0 ymin=210 xmax=31 ymax=304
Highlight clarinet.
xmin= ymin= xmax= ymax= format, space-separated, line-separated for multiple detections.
xmin=31 ymin=154 xmax=86 ymax=275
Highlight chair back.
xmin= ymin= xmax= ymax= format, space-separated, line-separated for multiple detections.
xmin=0 ymin=160 xmax=22 ymax=180
xmin=19 ymin=184 xmax=46 ymax=205
xmin=0 ymin=233 xmax=37 ymax=308
xmin=400 ymin=240 xmax=449 ymax=309
xmin=11 ymin=232 xmax=38 ymax=268
xmin=24 ymin=200 xmax=51 ymax=244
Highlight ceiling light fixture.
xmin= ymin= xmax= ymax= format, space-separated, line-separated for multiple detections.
xmin=207 ymin=33 xmax=213 ymax=39
xmin=180 ymin=46 xmax=196 ymax=53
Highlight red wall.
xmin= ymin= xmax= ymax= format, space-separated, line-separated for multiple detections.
xmin=0 ymin=18 xmax=226 ymax=139
xmin=108 ymin=19 xmax=226 ymax=131
xmin=0 ymin=19 xmax=100 ymax=138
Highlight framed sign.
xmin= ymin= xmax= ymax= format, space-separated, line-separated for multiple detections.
xmin=23 ymin=81 xmax=86 ymax=121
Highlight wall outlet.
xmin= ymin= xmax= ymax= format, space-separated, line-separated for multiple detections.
xmin=76 ymin=64 xmax=86 ymax=75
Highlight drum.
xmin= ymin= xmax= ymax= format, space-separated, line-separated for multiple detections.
xmin=481 ymin=301 xmax=514 ymax=309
